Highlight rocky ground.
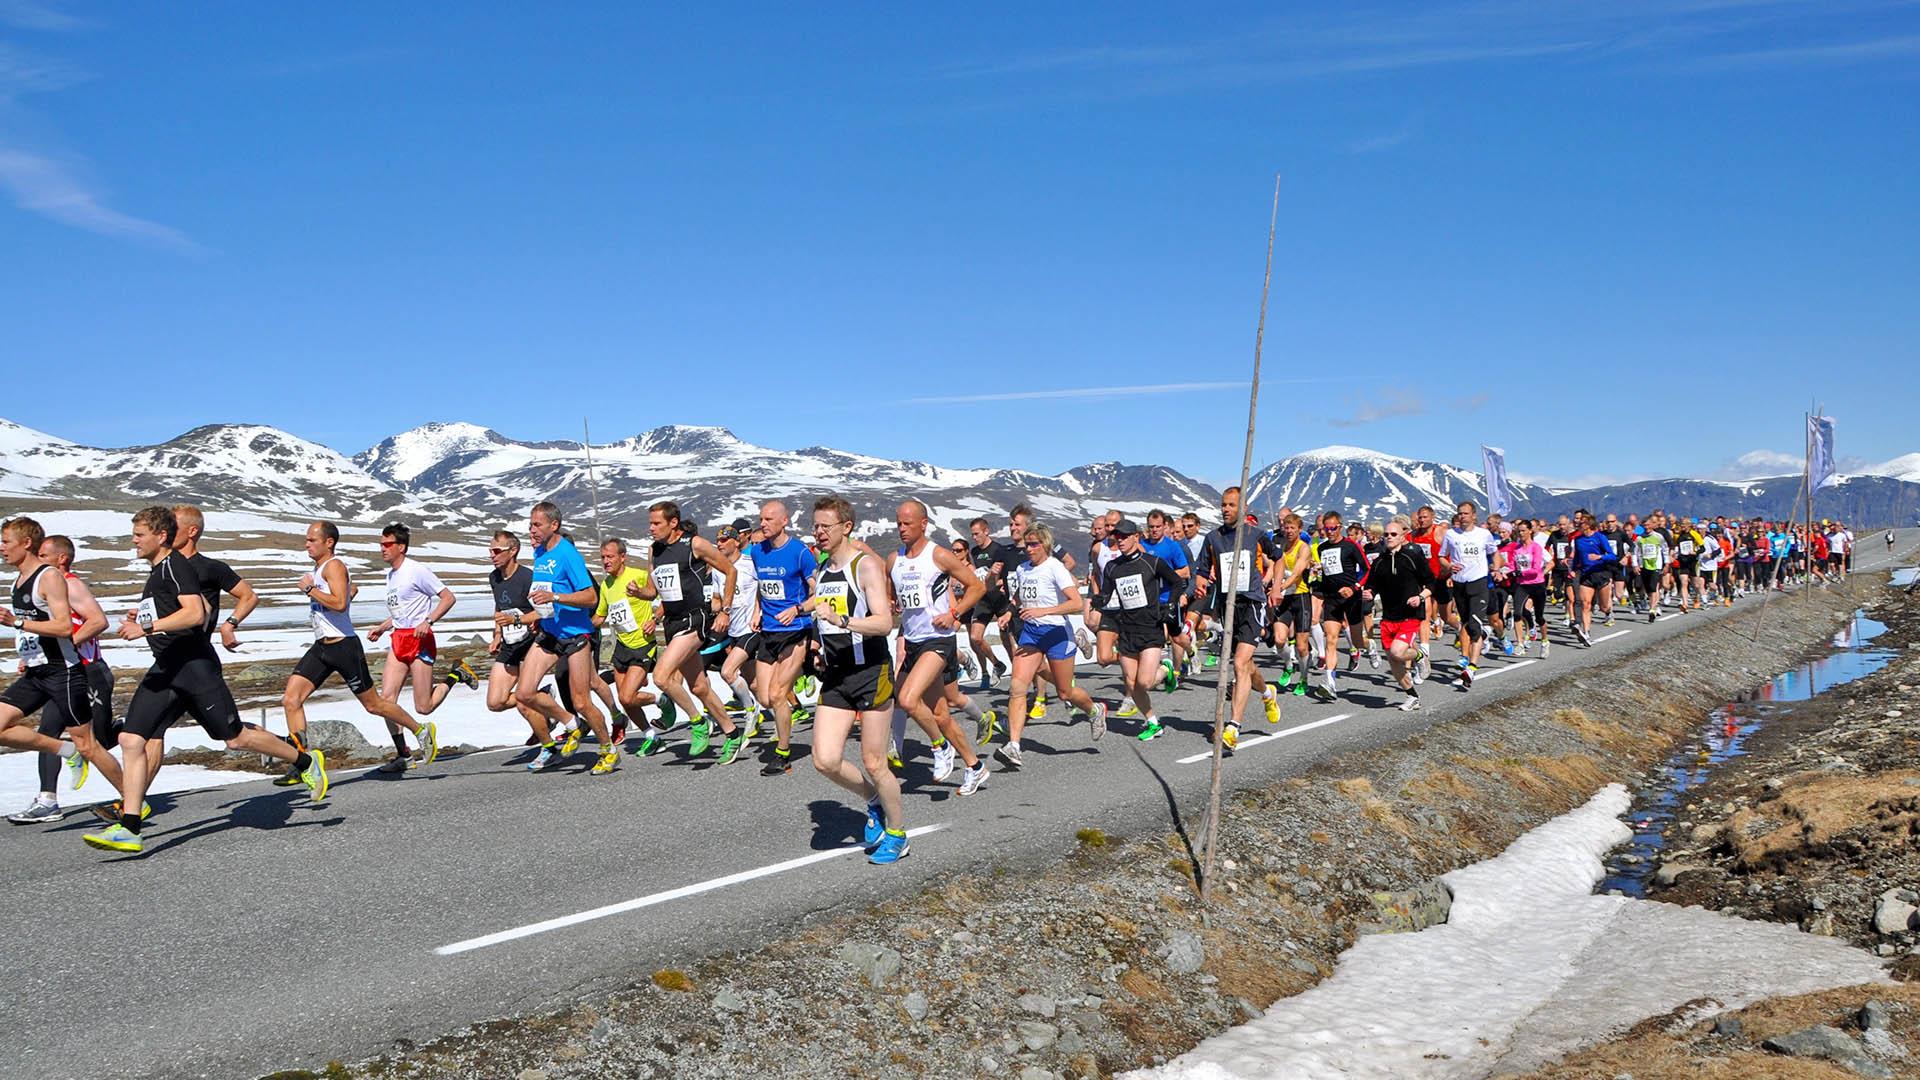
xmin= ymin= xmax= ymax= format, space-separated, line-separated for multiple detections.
xmin=243 ymin=577 xmax=1907 ymax=1080
xmin=1516 ymin=579 xmax=1920 ymax=1078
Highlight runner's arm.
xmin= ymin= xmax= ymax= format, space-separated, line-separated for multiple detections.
xmin=933 ymin=546 xmax=985 ymax=620
xmin=66 ymin=578 xmax=107 ymax=647
xmin=18 ymin=573 xmax=73 ymax=637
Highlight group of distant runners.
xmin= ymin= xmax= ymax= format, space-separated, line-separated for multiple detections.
xmin=0 ymin=493 xmax=1874 ymax=865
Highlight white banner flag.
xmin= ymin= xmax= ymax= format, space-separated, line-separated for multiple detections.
xmin=1481 ymin=444 xmax=1512 ymax=516
xmin=1809 ymin=414 xmax=1838 ymax=491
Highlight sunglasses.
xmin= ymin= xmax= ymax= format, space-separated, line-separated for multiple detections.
xmin=1385 ymin=529 xmax=1405 ymax=536
xmin=379 ymin=540 xmax=401 ymax=548
xmin=1024 ymin=540 xmax=1044 ymax=549
xmin=487 ymin=547 xmax=511 ymax=556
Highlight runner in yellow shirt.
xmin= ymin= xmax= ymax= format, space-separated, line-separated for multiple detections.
xmin=594 ymin=538 xmax=661 ymax=746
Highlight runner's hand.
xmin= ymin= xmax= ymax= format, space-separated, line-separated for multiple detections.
xmin=220 ymin=623 xmax=240 ymax=651
xmin=775 ymin=606 xmax=797 ymax=625
xmin=932 ymin=611 xmax=957 ymax=631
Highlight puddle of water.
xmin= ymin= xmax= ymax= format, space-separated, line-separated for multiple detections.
xmin=1892 ymin=566 xmax=1917 ymax=587
xmin=1598 ymin=610 xmax=1898 ymax=896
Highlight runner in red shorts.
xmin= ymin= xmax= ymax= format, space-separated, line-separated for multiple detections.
xmin=1361 ymin=514 xmax=1435 ymax=712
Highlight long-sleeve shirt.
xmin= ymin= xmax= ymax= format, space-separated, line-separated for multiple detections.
xmin=1361 ymin=545 xmax=1435 ymax=620
xmin=1573 ymin=531 xmax=1617 ymax=573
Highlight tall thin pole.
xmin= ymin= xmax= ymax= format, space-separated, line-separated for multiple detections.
xmin=1199 ymin=174 xmax=1281 ymax=903
xmin=583 ymin=418 xmax=605 ymax=549
xmin=1804 ymin=404 xmax=1814 ymax=602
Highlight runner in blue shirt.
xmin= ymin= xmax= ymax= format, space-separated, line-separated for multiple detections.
xmin=519 ymin=501 xmax=617 ymax=774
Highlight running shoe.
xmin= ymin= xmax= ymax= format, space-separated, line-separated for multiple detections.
xmin=789 ymin=706 xmax=813 ymax=727
xmin=1074 ymin=626 xmax=1094 ymax=659
xmin=1397 ymin=694 xmax=1422 ymax=713
xmin=956 ymin=763 xmax=988 ymax=796
xmin=610 ymin=716 xmax=630 ymax=746
xmin=1648 ymin=611 xmax=1658 ymax=623
xmin=527 ymin=744 xmax=560 ymax=771
xmin=960 ymin=650 xmax=981 ymax=683
xmin=90 ymin=799 xmax=151 ymax=824
xmin=1278 ymin=664 xmax=1299 ymax=689
xmin=1220 ymin=723 xmax=1239 ymax=751
xmin=415 ymin=721 xmax=438 ymax=765
xmin=376 ymin=754 xmax=412 ymax=775
xmin=1028 ymin=694 xmax=1047 ymax=721
xmin=717 ymin=730 xmax=745 ymax=765
xmin=759 ymin=743 xmax=793 ymax=775
xmin=1603 ymin=614 xmax=1615 ymax=628
xmin=932 ymin=741 xmax=956 ymax=782
xmin=1308 ymin=683 xmax=1336 ymax=703
xmin=1501 ymin=638 xmax=1517 ymax=657
xmin=862 ymin=799 xmax=886 ymax=850
xmin=886 ymin=740 xmax=904 ymax=771
xmin=65 ymin=750 xmax=88 ymax=791
xmin=742 ymin=708 xmax=763 ymax=742
xmin=993 ymin=742 xmax=1024 ymax=769
xmin=1290 ymin=681 xmax=1307 ymax=697
xmin=7 ymin=797 xmax=63 ymax=824
xmin=1366 ymin=649 xmax=1383 ymax=671
xmin=1136 ymin=719 xmax=1164 ymax=742
xmin=1460 ymin=665 xmax=1474 ymax=690
xmin=1541 ymin=638 xmax=1551 ymax=658
xmin=1115 ymin=699 xmax=1141 ymax=719
xmin=301 ymin=750 xmax=329 ymax=801
xmin=1576 ymin=626 xmax=1591 ymax=647
xmin=689 ymin=716 xmax=713 ymax=757
xmin=1263 ymin=689 xmax=1280 ymax=725
xmin=558 ymin=722 xmax=583 ymax=757
xmin=591 ymin=749 xmax=620 ymax=775
xmin=1346 ymin=650 xmax=1358 ymax=672
xmin=868 ymin=828 xmax=910 ymax=865
xmin=273 ymin=763 xmax=303 ymax=787
xmin=632 ymin=727 xmax=665 ymax=756
xmin=82 ymin=823 xmax=142 ymax=853
xmin=1089 ymin=702 xmax=1108 ymax=741
xmin=976 ymin=708 xmax=999 ymax=746
xmin=450 ymin=660 xmax=479 ymax=689
xmin=1204 ymin=652 xmax=1220 ymax=669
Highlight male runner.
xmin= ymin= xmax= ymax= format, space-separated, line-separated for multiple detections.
xmin=1 ymin=519 xmax=123 ymax=824
xmin=1193 ymin=488 xmax=1282 ymax=743
xmin=1268 ymin=513 xmax=1317 ymax=693
xmin=1633 ymin=514 xmax=1671 ymax=621
xmin=280 ymin=520 xmax=439 ymax=785
xmin=714 ymin=520 xmax=760 ymax=733
xmin=1570 ymin=510 xmax=1618 ymax=646
xmin=965 ymin=517 xmax=1018 ymax=686
xmin=593 ymin=537 xmax=659 ymax=747
xmin=749 ymin=499 xmax=816 ymax=776
xmin=633 ymin=501 xmax=744 ymax=763
xmin=84 ymin=507 xmax=324 ymax=853
xmin=1143 ymin=510 xmax=1194 ymax=686
xmin=1440 ymin=501 xmax=1499 ymax=689
xmin=512 ymin=503 xmax=619 ymax=773
xmin=800 ymin=495 xmax=911 ymax=864
xmin=887 ymin=499 xmax=989 ymax=795
xmin=481 ymin=530 xmax=569 ymax=767
xmin=1309 ymin=511 xmax=1368 ymax=701
xmin=366 ymin=523 xmax=469 ymax=770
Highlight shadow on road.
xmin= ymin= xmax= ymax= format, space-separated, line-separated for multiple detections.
xmin=808 ymin=799 xmax=866 ymax=850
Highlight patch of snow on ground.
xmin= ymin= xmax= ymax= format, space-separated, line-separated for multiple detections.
xmin=1128 ymin=784 xmax=1889 ymax=1080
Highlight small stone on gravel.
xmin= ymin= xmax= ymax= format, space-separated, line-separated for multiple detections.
xmin=1761 ymin=1024 xmax=1892 ymax=1078
xmin=1016 ymin=1020 xmax=1059 ymax=1051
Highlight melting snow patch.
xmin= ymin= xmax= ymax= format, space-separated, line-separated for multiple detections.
xmin=1128 ymin=784 xmax=1889 ymax=1079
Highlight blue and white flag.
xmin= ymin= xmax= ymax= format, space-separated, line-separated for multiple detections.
xmin=1809 ymin=414 xmax=1838 ymax=491
xmin=1481 ymin=444 xmax=1512 ymax=516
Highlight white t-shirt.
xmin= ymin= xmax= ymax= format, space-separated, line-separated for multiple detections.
xmin=383 ymin=558 xmax=447 ymax=629
xmin=1440 ymin=526 xmax=1496 ymax=584
xmin=1013 ymin=558 xmax=1078 ymax=627
xmin=728 ymin=553 xmax=757 ymax=630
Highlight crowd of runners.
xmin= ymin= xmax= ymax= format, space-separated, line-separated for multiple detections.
xmin=0 ymin=495 xmax=1879 ymax=864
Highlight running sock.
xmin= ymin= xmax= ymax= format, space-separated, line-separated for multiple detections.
xmin=1310 ymin=624 xmax=1327 ymax=656
xmin=890 ymin=709 xmax=910 ymax=751
xmin=728 ymin=675 xmax=757 ymax=711
xmin=121 ymin=812 xmax=142 ymax=835
xmin=931 ymin=736 xmax=946 ymax=749
xmin=293 ymin=751 xmax=313 ymax=772
xmin=391 ymin=730 xmax=410 ymax=756
xmin=57 ymin=742 xmax=76 ymax=760
xmin=440 ymin=673 xmax=459 ymax=686
xmin=957 ymin=697 xmax=984 ymax=722
xmin=288 ymin=731 xmax=306 ymax=752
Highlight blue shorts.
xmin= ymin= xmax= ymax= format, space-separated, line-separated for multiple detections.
xmin=1017 ymin=622 xmax=1076 ymax=661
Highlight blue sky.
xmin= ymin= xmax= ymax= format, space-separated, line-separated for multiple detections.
xmin=2 ymin=1 xmax=1915 ymax=488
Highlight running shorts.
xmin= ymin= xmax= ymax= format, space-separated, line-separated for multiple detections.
xmin=662 ymin=609 xmax=712 ymax=644
xmin=1218 ymin=599 xmax=1265 ymax=649
xmin=495 ymin=634 xmax=534 ymax=669
xmin=1159 ymin=604 xmax=1184 ymax=640
xmin=968 ymin=592 xmax=1008 ymax=625
xmin=391 ymin=625 xmax=437 ymax=667
xmin=611 ymin=639 xmax=657 ymax=673
xmin=1016 ymin=622 xmax=1076 ymax=661
xmin=1676 ymin=556 xmax=1699 ymax=577
xmin=1115 ymin=618 xmax=1167 ymax=659
xmin=1273 ymin=593 xmax=1312 ymax=632
xmin=0 ymin=666 xmax=88 ymax=730
xmin=755 ymin=629 xmax=809 ymax=665
xmin=85 ymin=661 xmax=115 ymax=742
xmin=1580 ymin=569 xmax=1614 ymax=590
xmin=1452 ymin=577 xmax=1491 ymax=640
xmin=537 ymin=630 xmax=593 ymax=658
xmin=123 ymin=653 xmax=243 ymax=741
xmin=293 ymin=636 xmax=375 ymax=695
xmin=1430 ymin=578 xmax=1453 ymax=607
xmin=1380 ymin=618 xmax=1422 ymax=652
xmin=727 ymin=632 xmax=760 ymax=658
xmin=818 ymin=658 xmax=894 ymax=712
xmin=1316 ymin=589 xmax=1365 ymax=626
xmin=901 ymin=636 xmax=960 ymax=685
xmin=1639 ymin=568 xmax=1662 ymax=594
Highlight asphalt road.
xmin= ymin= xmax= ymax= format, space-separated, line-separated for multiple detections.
xmin=7 ymin=533 xmax=1915 ymax=1080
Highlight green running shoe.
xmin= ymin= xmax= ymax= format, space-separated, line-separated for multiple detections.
xmin=631 ymin=728 xmax=665 ymax=756
xmin=717 ymin=730 xmax=745 ymax=765
xmin=689 ymin=715 xmax=713 ymax=756
xmin=1136 ymin=719 xmax=1164 ymax=742
xmin=789 ymin=706 xmax=813 ymax=727
xmin=975 ymin=708 xmax=999 ymax=746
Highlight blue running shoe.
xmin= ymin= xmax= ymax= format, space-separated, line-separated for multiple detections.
xmin=527 ymin=744 xmax=560 ymax=771
xmin=862 ymin=800 xmax=885 ymax=851
xmin=869 ymin=828 xmax=910 ymax=865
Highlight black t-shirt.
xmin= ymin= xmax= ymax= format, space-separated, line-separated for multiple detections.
xmin=973 ymin=541 xmax=1025 ymax=597
xmin=1362 ymin=545 xmax=1435 ymax=617
xmin=141 ymin=551 xmax=212 ymax=660
xmin=1549 ymin=529 xmax=1573 ymax=564
xmin=1096 ymin=552 xmax=1184 ymax=629
xmin=1201 ymin=524 xmax=1278 ymax=600
xmin=187 ymin=552 xmax=242 ymax=633
xmin=490 ymin=565 xmax=532 ymax=613
xmin=1312 ymin=539 xmax=1369 ymax=594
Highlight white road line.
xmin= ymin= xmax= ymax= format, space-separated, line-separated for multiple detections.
xmin=1473 ymin=659 xmax=1537 ymax=681
xmin=1590 ymin=629 xmax=1633 ymax=645
xmin=1178 ymin=713 xmax=1353 ymax=764
xmin=436 ymin=824 xmax=949 ymax=955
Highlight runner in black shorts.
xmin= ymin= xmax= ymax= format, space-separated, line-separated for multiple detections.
xmin=636 ymin=500 xmax=743 ymax=761
xmin=1195 ymin=490 xmax=1284 ymax=738
xmin=965 ymin=518 xmax=1016 ymax=684
xmin=1096 ymin=518 xmax=1182 ymax=739
xmin=84 ymin=507 xmax=324 ymax=854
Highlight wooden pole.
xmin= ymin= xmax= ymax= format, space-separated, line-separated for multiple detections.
xmin=1199 ymin=174 xmax=1280 ymax=904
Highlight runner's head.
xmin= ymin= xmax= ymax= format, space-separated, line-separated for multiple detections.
xmin=760 ymin=498 xmax=790 ymax=540
xmin=896 ymin=498 xmax=929 ymax=547
xmin=647 ymin=501 xmax=681 ymax=542
xmin=1384 ymin=515 xmax=1412 ymax=551
xmin=600 ymin=537 xmax=628 ymax=575
xmin=1088 ymin=514 xmax=1107 ymax=542
xmin=1319 ymin=510 xmax=1343 ymax=539
xmin=489 ymin=530 xmax=519 ymax=571
xmin=170 ymin=504 xmax=206 ymax=553
xmin=1281 ymin=512 xmax=1303 ymax=543
xmin=1009 ymin=504 xmax=1033 ymax=542
xmin=969 ymin=517 xmax=991 ymax=548
xmin=949 ymin=538 xmax=968 ymax=561
xmin=131 ymin=506 xmax=176 ymax=560
xmin=812 ymin=495 xmax=856 ymax=557
xmin=527 ymin=501 xmax=563 ymax=548
xmin=1 ymin=516 xmax=44 ymax=568
xmin=38 ymin=534 xmax=74 ymax=570
xmin=1181 ymin=512 xmax=1201 ymax=539
xmin=1022 ymin=523 xmax=1056 ymax=565
xmin=1111 ymin=517 xmax=1141 ymax=555
xmin=304 ymin=521 xmax=340 ymax=561
xmin=1455 ymin=500 xmax=1478 ymax=528
xmin=1147 ymin=509 xmax=1173 ymax=542
xmin=1220 ymin=486 xmax=1242 ymax=523
xmin=1414 ymin=505 xmax=1434 ymax=530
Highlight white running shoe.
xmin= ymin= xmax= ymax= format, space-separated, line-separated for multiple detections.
xmin=931 ymin=741 xmax=957 ymax=782
xmin=1397 ymin=694 xmax=1422 ymax=713
xmin=1074 ymin=626 xmax=1095 ymax=660
xmin=1089 ymin=702 xmax=1107 ymax=741
xmin=993 ymin=742 xmax=1024 ymax=770
xmin=957 ymin=763 xmax=988 ymax=796
xmin=1366 ymin=648 xmax=1382 ymax=671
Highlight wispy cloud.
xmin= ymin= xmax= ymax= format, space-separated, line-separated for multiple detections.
xmin=0 ymin=0 xmax=84 ymax=32
xmin=1346 ymin=123 xmax=1414 ymax=155
xmin=0 ymin=147 xmax=197 ymax=251
xmin=1681 ymin=32 xmax=1920 ymax=68
xmin=894 ymin=377 xmax=1364 ymax=407
xmin=1328 ymin=386 xmax=1425 ymax=428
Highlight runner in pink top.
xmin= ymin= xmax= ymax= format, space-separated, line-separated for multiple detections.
xmin=1502 ymin=520 xmax=1551 ymax=658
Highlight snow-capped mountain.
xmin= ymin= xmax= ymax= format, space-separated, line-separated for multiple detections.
xmin=358 ymin=423 xmax=1221 ymax=544
xmin=0 ymin=422 xmax=456 ymax=523
xmin=1243 ymin=445 xmax=1547 ymax=522
xmin=1866 ymin=453 xmax=1920 ymax=484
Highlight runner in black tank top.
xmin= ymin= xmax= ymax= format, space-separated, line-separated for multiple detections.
xmin=634 ymin=501 xmax=742 ymax=762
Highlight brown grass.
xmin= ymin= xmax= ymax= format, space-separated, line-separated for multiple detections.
xmin=1333 ymin=776 xmax=1412 ymax=837
xmin=1726 ymin=770 xmax=1920 ymax=870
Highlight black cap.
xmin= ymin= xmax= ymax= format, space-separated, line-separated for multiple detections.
xmin=1110 ymin=517 xmax=1141 ymax=537
xmin=731 ymin=517 xmax=754 ymax=532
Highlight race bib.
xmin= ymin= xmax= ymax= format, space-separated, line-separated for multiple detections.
xmin=137 ymin=597 xmax=158 ymax=629
xmin=1679 ymin=541 xmax=1695 ymax=556
xmin=1416 ymin=542 xmax=1434 ymax=559
xmin=1019 ymin=578 xmax=1043 ymax=607
xmin=1456 ymin=542 xmax=1482 ymax=561
xmin=1319 ymin=549 xmax=1343 ymax=577
xmin=816 ymin=581 xmax=850 ymax=634
xmin=18 ymin=630 xmax=46 ymax=669
xmin=502 ymin=612 xmax=529 ymax=644
xmin=1555 ymin=542 xmax=1571 ymax=559
xmin=1516 ymin=552 xmax=1534 ymax=571
xmin=531 ymin=578 xmax=555 ymax=618
xmin=896 ymin=581 xmax=926 ymax=610
xmin=608 ymin=601 xmax=639 ymax=635
xmin=1219 ymin=552 xmax=1251 ymax=594
xmin=759 ymin=577 xmax=786 ymax=601
xmin=1115 ymin=574 xmax=1148 ymax=609
xmin=654 ymin=564 xmax=683 ymax=603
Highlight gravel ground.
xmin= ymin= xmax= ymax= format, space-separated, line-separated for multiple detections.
xmin=274 ymin=580 xmax=1886 ymax=1080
